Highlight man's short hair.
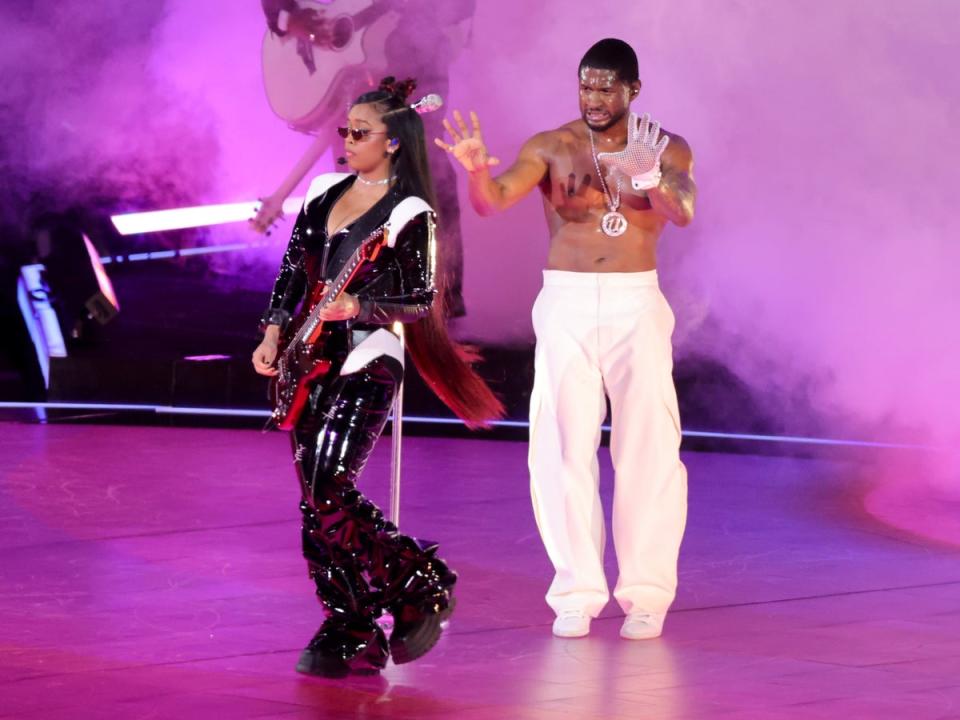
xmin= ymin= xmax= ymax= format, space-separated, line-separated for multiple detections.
xmin=578 ymin=38 xmax=639 ymax=84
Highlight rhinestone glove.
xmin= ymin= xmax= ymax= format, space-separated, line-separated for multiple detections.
xmin=597 ymin=112 xmax=670 ymax=191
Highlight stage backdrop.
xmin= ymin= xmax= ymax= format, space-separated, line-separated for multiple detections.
xmin=1 ymin=1 xmax=957 ymax=464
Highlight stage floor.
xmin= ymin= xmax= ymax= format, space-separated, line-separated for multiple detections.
xmin=1 ymin=422 xmax=958 ymax=719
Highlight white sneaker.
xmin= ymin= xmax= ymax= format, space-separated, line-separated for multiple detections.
xmin=552 ymin=609 xmax=591 ymax=638
xmin=620 ymin=612 xmax=665 ymax=640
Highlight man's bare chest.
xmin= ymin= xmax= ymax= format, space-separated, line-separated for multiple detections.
xmin=543 ymin=152 xmax=651 ymax=216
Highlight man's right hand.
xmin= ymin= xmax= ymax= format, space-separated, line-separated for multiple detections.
xmin=598 ymin=113 xmax=670 ymax=191
xmin=435 ymin=110 xmax=501 ymax=173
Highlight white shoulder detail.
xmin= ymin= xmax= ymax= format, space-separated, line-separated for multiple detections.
xmin=384 ymin=197 xmax=434 ymax=248
xmin=304 ymin=173 xmax=353 ymax=208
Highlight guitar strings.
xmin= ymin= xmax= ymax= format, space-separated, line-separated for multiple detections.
xmin=283 ymin=229 xmax=385 ymax=357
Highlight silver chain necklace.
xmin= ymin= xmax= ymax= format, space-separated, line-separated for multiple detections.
xmin=588 ymin=129 xmax=628 ymax=237
xmin=355 ymin=173 xmax=393 ymax=186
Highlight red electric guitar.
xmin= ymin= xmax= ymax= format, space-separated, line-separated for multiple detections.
xmin=269 ymin=225 xmax=389 ymax=430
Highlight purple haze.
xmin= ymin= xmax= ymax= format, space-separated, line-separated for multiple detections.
xmin=3 ymin=1 xmax=958 ymax=475
xmin=446 ymin=0 xmax=960 ymax=462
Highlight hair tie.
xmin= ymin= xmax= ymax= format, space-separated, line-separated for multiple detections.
xmin=378 ymin=76 xmax=417 ymax=103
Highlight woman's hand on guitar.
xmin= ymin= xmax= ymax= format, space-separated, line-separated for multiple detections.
xmin=435 ymin=110 xmax=501 ymax=173
xmin=318 ymin=292 xmax=360 ymax=321
xmin=252 ymin=337 xmax=279 ymax=376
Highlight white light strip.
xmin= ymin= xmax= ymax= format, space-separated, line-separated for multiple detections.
xmin=0 ymin=402 xmax=940 ymax=450
xmin=678 ymin=429 xmax=933 ymax=450
xmin=99 ymin=240 xmax=276 ymax=265
xmin=0 ymin=401 xmax=268 ymax=418
xmin=179 ymin=242 xmax=262 ymax=256
xmin=110 ymin=197 xmax=304 ymax=235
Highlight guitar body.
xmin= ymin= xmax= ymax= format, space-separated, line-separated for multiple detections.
xmin=267 ymin=225 xmax=390 ymax=431
xmin=269 ymin=295 xmax=334 ymax=431
xmin=261 ymin=0 xmax=399 ymax=131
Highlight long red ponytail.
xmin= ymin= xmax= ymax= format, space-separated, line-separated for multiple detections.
xmin=405 ymin=298 xmax=504 ymax=430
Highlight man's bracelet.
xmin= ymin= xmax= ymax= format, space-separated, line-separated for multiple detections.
xmin=631 ymin=167 xmax=662 ymax=191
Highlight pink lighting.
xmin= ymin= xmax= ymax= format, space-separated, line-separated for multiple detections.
xmin=82 ymin=234 xmax=119 ymax=311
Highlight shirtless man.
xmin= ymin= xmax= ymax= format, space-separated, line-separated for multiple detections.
xmin=435 ymin=38 xmax=696 ymax=639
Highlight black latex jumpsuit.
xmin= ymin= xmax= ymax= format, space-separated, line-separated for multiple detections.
xmin=261 ymin=175 xmax=456 ymax=675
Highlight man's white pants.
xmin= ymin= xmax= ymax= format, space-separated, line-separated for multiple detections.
xmin=529 ymin=270 xmax=687 ymax=618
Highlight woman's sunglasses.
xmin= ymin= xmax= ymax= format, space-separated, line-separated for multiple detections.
xmin=337 ymin=126 xmax=388 ymax=142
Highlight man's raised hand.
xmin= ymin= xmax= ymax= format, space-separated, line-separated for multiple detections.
xmin=434 ymin=110 xmax=501 ymax=173
xmin=598 ymin=112 xmax=670 ymax=190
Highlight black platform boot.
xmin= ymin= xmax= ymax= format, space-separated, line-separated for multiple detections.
xmin=370 ymin=535 xmax=457 ymax=664
xmin=296 ymin=563 xmax=388 ymax=677
xmin=295 ymin=503 xmax=389 ymax=677
xmin=295 ymin=360 xmax=458 ymax=670
xmin=307 ymin=481 xmax=459 ymax=666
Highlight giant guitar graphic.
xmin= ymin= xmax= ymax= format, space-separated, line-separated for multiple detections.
xmin=261 ymin=0 xmax=401 ymax=131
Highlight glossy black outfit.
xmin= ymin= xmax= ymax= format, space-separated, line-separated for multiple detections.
xmin=262 ymin=176 xmax=456 ymax=675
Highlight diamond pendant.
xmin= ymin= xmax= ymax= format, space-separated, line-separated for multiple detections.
xmin=601 ymin=211 xmax=628 ymax=237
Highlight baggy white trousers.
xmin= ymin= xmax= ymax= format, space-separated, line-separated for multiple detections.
xmin=528 ymin=270 xmax=687 ymax=617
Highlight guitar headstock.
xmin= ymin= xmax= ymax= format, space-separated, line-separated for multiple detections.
xmin=359 ymin=227 xmax=389 ymax=262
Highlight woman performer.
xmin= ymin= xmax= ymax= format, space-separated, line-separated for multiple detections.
xmin=252 ymin=77 xmax=502 ymax=677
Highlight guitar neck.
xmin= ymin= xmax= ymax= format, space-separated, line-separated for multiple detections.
xmin=351 ymin=2 xmax=394 ymax=31
xmin=285 ymin=228 xmax=386 ymax=352
xmin=274 ymin=136 xmax=330 ymax=201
